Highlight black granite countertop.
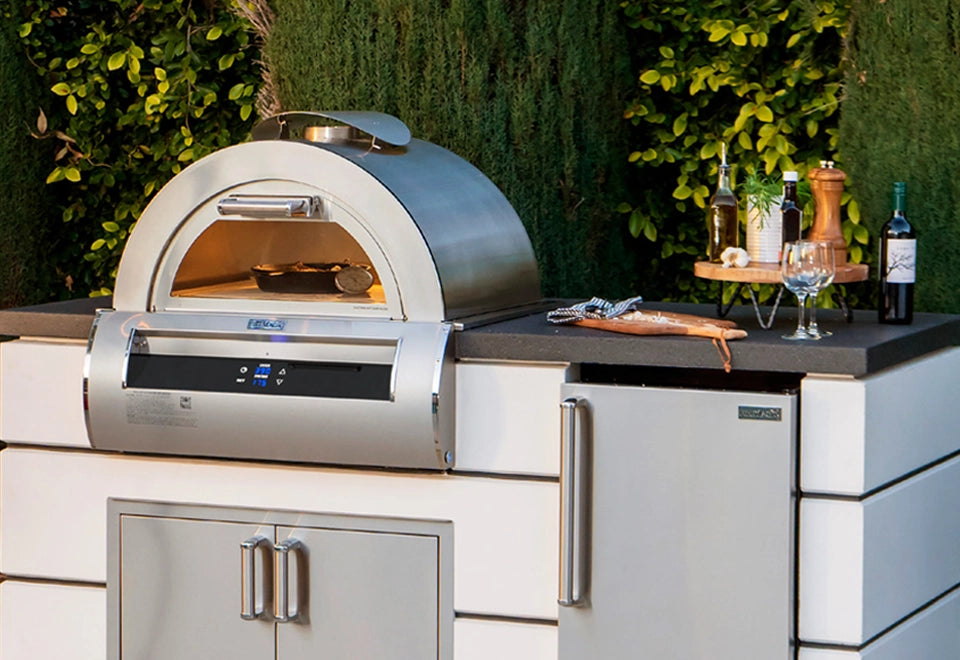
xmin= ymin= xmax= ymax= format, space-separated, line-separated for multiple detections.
xmin=458 ymin=301 xmax=960 ymax=377
xmin=1 ymin=298 xmax=958 ymax=377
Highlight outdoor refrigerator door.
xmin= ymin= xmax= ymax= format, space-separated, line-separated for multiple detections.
xmin=558 ymin=382 xmax=796 ymax=660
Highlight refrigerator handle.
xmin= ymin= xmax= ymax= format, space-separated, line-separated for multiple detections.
xmin=559 ymin=397 xmax=588 ymax=607
xmin=274 ymin=538 xmax=304 ymax=622
xmin=240 ymin=535 xmax=270 ymax=620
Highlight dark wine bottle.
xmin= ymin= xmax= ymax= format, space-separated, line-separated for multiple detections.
xmin=780 ymin=171 xmax=802 ymax=252
xmin=706 ymin=144 xmax=738 ymax=263
xmin=878 ymin=181 xmax=915 ymax=324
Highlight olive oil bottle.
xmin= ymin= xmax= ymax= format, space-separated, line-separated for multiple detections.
xmin=707 ymin=144 xmax=739 ymax=263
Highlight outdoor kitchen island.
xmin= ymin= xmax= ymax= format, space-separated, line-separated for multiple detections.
xmin=1 ymin=299 xmax=959 ymax=659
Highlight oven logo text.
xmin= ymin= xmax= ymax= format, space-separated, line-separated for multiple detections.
xmin=247 ymin=318 xmax=286 ymax=331
xmin=738 ymin=406 xmax=782 ymax=421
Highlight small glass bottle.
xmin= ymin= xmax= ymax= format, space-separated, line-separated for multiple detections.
xmin=878 ymin=181 xmax=915 ymax=324
xmin=780 ymin=171 xmax=802 ymax=255
xmin=706 ymin=144 xmax=738 ymax=263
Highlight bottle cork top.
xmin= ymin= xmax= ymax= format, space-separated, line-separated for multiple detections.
xmin=783 ymin=171 xmax=798 ymax=182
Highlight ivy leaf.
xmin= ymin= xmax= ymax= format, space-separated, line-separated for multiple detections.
xmin=240 ymin=104 xmax=253 ymax=121
xmin=102 ymin=221 xmax=120 ymax=233
xmin=847 ymin=199 xmax=861 ymax=223
xmin=853 ymin=224 xmax=870 ymax=244
xmin=699 ymin=141 xmax=719 ymax=160
xmin=228 ymin=83 xmax=245 ymax=100
xmin=51 ymin=82 xmax=71 ymax=96
xmin=731 ymin=30 xmax=748 ymax=47
xmin=672 ymin=113 xmax=688 ymax=136
xmin=66 ymin=95 xmax=78 ymax=115
xmin=80 ymin=43 xmax=99 ymax=55
xmin=756 ymin=105 xmax=774 ymax=122
xmin=207 ymin=26 xmax=224 ymax=41
xmin=218 ymin=53 xmax=235 ymax=71
xmin=643 ymin=222 xmax=657 ymax=242
xmin=708 ymin=26 xmax=731 ymax=42
xmin=639 ymin=70 xmax=660 ymax=85
xmin=107 ymin=52 xmax=126 ymax=71
xmin=64 ymin=166 xmax=81 ymax=182
xmin=672 ymin=184 xmax=693 ymax=200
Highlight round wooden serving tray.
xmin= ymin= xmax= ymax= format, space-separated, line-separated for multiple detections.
xmin=694 ymin=260 xmax=868 ymax=284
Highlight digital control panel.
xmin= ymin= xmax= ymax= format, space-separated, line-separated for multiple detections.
xmin=126 ymin=354 xmax=392 ymax=400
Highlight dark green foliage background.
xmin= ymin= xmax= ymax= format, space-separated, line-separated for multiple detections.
xmin=0 ymin=13 xmax=56 ymax=306
xmin=840 ymin=0 xmax=960 ymax=313
xmin=265 ymin=0 xmax=637 ymax=299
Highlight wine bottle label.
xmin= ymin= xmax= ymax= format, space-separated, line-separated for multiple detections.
xmin=885 ymin=238 xmax=916 ymax=283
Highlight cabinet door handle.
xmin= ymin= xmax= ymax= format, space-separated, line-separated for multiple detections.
xmin=559 ymin=397 xmax=589 ymax=607
xmin=274 ymin=538 xmax=304 ymax=622
xmin=240 ymin=535 xmax=270 ymax=620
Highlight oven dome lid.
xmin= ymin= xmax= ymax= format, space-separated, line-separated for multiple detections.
xmin=113 ymin=112 xmax=540 ymax=322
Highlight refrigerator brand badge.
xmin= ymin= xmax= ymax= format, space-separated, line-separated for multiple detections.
xmin=738 ymin=406 xmax=782 ymax=422
xmin=247 ymin=318 xmax=286 ymax=331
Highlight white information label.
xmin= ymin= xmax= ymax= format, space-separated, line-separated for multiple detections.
xmin=885 ymin=238 xmax=916 ymax=283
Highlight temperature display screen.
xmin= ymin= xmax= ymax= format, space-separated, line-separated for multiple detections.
xmin=126 ymin=354 xmax=392 ymax=401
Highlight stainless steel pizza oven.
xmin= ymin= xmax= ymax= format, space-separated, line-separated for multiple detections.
xmin=84 ymin=111 xmax=540 ymax=470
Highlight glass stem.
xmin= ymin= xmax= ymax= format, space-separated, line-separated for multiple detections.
xmin=796 ymin=293 xmax=807 ymax=335
xmin=809 ymin=294 xmax=819 ymax=329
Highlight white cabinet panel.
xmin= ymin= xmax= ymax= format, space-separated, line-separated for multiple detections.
xmin=0 ymin=448 xmax=558 ymax=620
xmin=800 ymin=455 xmax=960 ymax=645
xmin=0 ymin=581 xmax=560 ymax=660
xmin=454 ymin=619 xmax=557 ymax=660
xmin=0 ymin=339 xmax=88 ymax=447
xmin=799 ymin=589 xmax=960 ymax=659
xmin=0 ymin=580 xmax=106 ymax=660
xmin=455 ymin=360 xmax=568 ymax=476
xmin=802 ymin=347 xmax=960 ymax=496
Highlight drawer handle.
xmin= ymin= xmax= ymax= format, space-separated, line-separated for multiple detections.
xmin=559 ymin=397 xmax=589 ymax=607
xmin=240 ymin=535 xmax=270 ymax=620
xmin=274 ymin=538 xmax=304 ymax=622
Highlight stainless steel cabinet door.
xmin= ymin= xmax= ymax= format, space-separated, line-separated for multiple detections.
xmin=120 ymin=515 xmax=274 ymax=660
xmin=276 ymin=526 xmax=439 ymax=659
xmin=559 ymin=383 xmax=796 ymax=660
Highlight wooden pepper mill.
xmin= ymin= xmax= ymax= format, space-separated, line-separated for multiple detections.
xmin=807 ymin=160 xmax=848 ymax=264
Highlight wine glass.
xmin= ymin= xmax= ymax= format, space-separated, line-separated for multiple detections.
xmin=781 ymin=241 xmax=822 ymax=341
xmin=808 ymin=242 xmax=836 ymax=339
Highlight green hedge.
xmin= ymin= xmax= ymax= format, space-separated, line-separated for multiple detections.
xmin=622 ymin=0 xmax=855 ymax=305
xmin=264 ymin=0 xmax=636 ymax=298
xmin=0 ymin=11 xmax=56 ymax=306
xmin=17 ymin=0 xmax=260 ymax=296
xmin=840 ymin=0 xmax=960 ymax=313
